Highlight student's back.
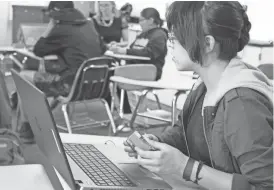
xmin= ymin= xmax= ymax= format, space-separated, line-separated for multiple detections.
xmin=33 ymin=8 xmax=105 ymax=73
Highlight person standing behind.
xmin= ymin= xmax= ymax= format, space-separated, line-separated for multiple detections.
xmin=92 ymin=1 xmax=129 ymax=48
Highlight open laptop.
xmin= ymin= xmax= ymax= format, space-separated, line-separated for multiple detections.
xmin=17 ymin=23 xmax=48 ymax=49
xmin=12 ymin=70 xmax=172 ymax=190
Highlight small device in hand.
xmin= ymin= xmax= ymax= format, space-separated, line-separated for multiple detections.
xmin=126 ymin=131 xmax=157 ymax=151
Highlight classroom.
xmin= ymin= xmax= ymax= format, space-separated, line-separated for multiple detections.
xmin=0 ymin=1 xmax=273 ymax=190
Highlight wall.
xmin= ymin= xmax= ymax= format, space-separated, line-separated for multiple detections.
xmin=0 ymin=1 xmax=49 ymax=46
xmin=0 ymin=2 xmax=10 ymax=46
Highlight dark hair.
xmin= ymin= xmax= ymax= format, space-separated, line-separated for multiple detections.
xmin=166 ymin=1 xmax=251 ymax=64
xmin=141 ymin=8 xmax=163 ymax=27
xmin=48 ymin=1 xmax=74 ymax=11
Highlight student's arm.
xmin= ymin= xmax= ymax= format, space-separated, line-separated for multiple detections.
xmin=137 ymin=91 xmax=273 ymax=190
xmin=223 ymin=93 xmax=273 ymax=189
xmin=126 ymin=30 xmax=167 ymax=59
xmin=33 ymin=26 xmax=66 ymax=57
xmin=192 ymin=93 xmax=273 ymax=190
xmin=121 ymin=17 xmax=129 ymax=43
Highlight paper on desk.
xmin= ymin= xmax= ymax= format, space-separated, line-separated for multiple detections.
xmin=95 ymin=144 xmax=137 ymax=164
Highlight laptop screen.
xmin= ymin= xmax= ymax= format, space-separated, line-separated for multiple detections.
xmin=17 ymin=23 xmax=47 ymax=48
xmin=11 ymin=70 xmax=77 ymax=190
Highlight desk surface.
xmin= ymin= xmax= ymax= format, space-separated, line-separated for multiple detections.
xmin=60 ymin=133 xmax=204 ymax=190
xmin=105 ymin=50 xmax=150 ymax=61
xmin=248 ymin=39 xmax=273 ymax=47
xmin=0 ymin=164 xmax=56 ymax=190
xmin=0 ymin=46 xmax=17 ymax=53
xmin=16 ymin=49 xmax=58 ymax=61
xmin=110 ymin=76 xmax=193 ymax=91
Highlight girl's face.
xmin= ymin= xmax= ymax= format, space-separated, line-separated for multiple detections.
xmin=99 ymin=1 xmax=113 ymax=16
xmin=139 ymin=15 xmax=153 ymax=32
xmin=169 ymin=35 xmax=195 ymax=71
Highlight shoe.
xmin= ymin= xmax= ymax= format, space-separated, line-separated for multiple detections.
xmin=117 ymin=123 xmax=132 ymax=132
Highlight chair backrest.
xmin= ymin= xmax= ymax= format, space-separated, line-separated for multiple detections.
xmin=0 ymin=70 xmax=12 ymax=129
xmin=114 ymin=64 xmax=157 ymax=91
xmin=258 ymin=63 xmax=273 ymax=80
xmin=66 ymin=57 xmax=114 ymax=102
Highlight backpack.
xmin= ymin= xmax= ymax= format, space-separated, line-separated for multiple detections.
xmin=0 ymin=128 xmax=25 ymax=165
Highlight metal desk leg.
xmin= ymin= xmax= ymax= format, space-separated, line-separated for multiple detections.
xmin=61 ymin=103 xmax=73 ymax=134
xmin=129 ymin=89 xmax=150 ymax=129
xmin=171 ymin=90 xmax=187 ymax=127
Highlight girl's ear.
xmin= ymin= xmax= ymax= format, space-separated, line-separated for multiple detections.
xmin=204 ymin=35 xmax=215 ymax=53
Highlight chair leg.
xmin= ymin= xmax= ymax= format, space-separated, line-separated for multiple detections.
xmin=61 ymin=103 xmax=73 ymax=134
xmin=119 ymin=89 xmax=125 ymax=118
xmin=110 ymin=82 xmax=116 ymax=113
xmin=100 ymin=99 xmax=117 ymax=135
xmin=129 ymin=90 xmax=150 ymax=129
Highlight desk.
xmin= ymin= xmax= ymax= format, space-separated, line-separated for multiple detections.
xmin=9 ymin=49 xmax=58 ymax=70
xmin=248 ymin=40 xmax=273 ymax=48
xmin=247 ymin=40 xmax=273 ymax=62
xmin=0 ymin=46 xmax=17 ymax=54
xmin=0 ymin=164 xmax=56 ymax=190
xmin=110 ymin=76 xmax=193 ymax=129
xmin=105 ymin=50 xmax=150 ymax=61
xmin=59 ymin=133 xmax=204 ymax=190
xmin=16 ymin=49 xmax=58 ymax=61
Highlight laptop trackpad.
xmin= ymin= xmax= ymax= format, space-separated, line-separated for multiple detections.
xmin=118 ymin=163 xmax=166 ymax=185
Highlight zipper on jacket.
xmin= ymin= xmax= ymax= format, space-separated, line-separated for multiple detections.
xmin=202 ymin=108 xmax=214 ymax=168
xmin=178 ymin=115 xmax=190 ymax=156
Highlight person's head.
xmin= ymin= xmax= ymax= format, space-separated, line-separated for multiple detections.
xmin=166 ymin=1 xmax=251 ymax=71
xmin=46 ymin=1 xmax=74 ymax=20
xmin=139 ymin=8 xmax=163 ymax=32
xmin=47 ymin=1 xmax=74 ymax=12
xmin=97 ymin=1 xmax=117 ymax=18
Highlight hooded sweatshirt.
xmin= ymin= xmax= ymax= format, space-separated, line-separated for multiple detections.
xmin=33 ymin=8 xmax=105 ymax=75
xmin=201 ymin=57 xmax=273 ymax=110
xmin=159 ymin=57 xmax=273 ymax=189
xmin=126 ymin=27 xmax=168 ymax=80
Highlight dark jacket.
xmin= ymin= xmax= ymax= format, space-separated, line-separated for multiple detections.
xmin=126 ymin=27 xmax=168 ymax=80
xmin=33 ymin=8 xmax=105 ymax=75
xmin=159 ymin=58 xmax=273 ymax=189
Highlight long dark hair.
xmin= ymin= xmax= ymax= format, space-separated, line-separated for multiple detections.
xmin=141 ymin=7 xmax=163 ymax=27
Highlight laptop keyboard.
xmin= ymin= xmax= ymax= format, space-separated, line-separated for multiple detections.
xmin=63 ymin=143 xmax=136 ymax=187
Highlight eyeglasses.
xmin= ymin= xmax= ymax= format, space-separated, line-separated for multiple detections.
xmin=168 ymin=33 xmax=177 ymax=44
xmin=138 ymin=18 xmax=146 ymax=23
xmin=99 ymin=4 xmax=112 ymax=8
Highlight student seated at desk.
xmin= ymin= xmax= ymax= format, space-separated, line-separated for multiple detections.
xmin=92 ymin=1 xmax=129 ymax=49
xmin=16 ymin=1 xmax=105 ymax=144
xmin=109 ymin=7 xmax=168 ymax=117
xmin=125 ymin=2 xmax=273 ymax=190
xmin=110 ymin=7 xmax=168 ymax=80
xmin=20 ymin=1 xmax=105 ymax=97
